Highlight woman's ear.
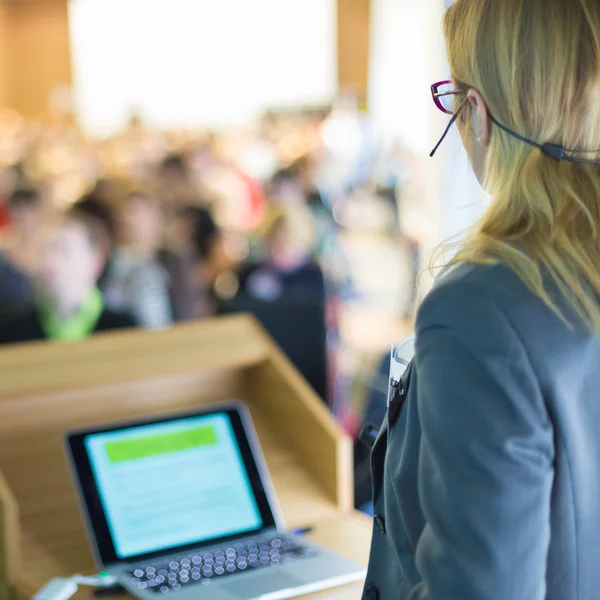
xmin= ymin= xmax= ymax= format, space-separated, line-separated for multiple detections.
xmin=467 ymin=89 xmax=491 ymax=147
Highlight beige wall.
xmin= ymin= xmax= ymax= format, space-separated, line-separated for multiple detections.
xmin=0 ymin=0 xmax=71 ymax=117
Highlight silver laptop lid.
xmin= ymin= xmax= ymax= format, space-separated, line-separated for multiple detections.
xmin=66 ymin=401 xmax=285 ymax=568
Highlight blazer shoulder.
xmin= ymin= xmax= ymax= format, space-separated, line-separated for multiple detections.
xmin=428 ymin=261 xmax=536 ymax=312
xmin=417 ymin=261 xmax=539 ymax=343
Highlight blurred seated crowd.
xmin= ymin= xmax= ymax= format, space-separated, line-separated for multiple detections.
xmin=0 ymin=154 xmax=335 ymax=339
xmin=0 ymin=103 xmax=416 ymax=510
xmin=2 ymin=105 xmax=414 ymax=377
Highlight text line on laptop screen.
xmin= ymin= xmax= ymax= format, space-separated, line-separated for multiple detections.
xmin=84 ymin=413 xmax=263 ymax=558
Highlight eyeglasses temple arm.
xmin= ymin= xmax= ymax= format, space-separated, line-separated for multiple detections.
xmin=430 ymin=111 xmax=460 ymax=158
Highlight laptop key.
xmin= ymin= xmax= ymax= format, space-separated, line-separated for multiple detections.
xmin=137 ymin=535 xmax=312 ymax=593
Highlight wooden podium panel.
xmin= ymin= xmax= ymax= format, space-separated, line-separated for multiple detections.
xmin=0 ymin=316 xmax=371 ymax=599
xmin=0 ymin=470 xmax=25 ymax=600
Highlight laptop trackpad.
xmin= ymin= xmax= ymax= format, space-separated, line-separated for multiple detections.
xmin=222 ymin=572 xmax=302 ymax=599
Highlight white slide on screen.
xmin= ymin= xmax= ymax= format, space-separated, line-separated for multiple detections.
xmin=68 ymin=0 xmax=337 ymax=135
xmin=85 ymin=414 xmax=263 ymax=559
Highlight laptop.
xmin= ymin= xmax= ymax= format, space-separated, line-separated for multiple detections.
xmin=66 ymin=402 xmax=366 ymax=600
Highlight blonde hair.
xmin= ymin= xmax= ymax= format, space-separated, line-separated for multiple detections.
xmin=442 ymin=0 xmax=600 ymax=333
xmin=264 ymin=204 xmax=317 ymax=254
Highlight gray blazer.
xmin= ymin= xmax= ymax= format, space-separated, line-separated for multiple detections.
xmin=363 ymin=261 xmax=600 ymax=600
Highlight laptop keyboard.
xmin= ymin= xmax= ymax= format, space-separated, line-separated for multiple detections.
xmin=127 ymin=535 xmax=316 ymax=594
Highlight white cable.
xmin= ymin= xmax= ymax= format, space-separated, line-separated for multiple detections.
xmin=33 ymin=573 xmax=118 ymax=600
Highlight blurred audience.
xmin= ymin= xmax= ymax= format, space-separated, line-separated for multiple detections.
xmin=234 ymin=204 xmax=324 ymax=306
xmin=169 ymin=205 xmax=227 ymax=317
xmin=0 ymin=207 xmax=136 ymax=344
xmin=0 ymin=188 xmax=44 ymax=316
xmin=75 ymin=193 xmax=118 ymax=268
xmin=102 ymin=191 xmax=174 ymax=330
xmin=0 ymin=107 xmax=418 ymax=483
xmin=223 ymin=203 xmax=329 ymax=400
xmin=157 ymin=153 xmax=201 ymax=209
xmin=290 ymin=155 xmax=331 ymax=217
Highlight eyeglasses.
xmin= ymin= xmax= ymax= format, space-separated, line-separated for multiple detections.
xmin=430 ymin=80 xmax=468 ymax=157
xmin=431 ymin=80 xmax=462 ymax=115
xmin=429 ymin=79 xmax=600 ymax=163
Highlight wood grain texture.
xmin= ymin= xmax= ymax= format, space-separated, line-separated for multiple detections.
xmin=0 ymin=316 xmax=268 ymax=400
xmin=13 ymin=514 xmax=372 ymax=600
xmin=0 ymin=316 xmax=367 ymax=599
xmin=1 ymin=0 xmax=72 ymax=116
xmin=337 ymin=0 xmax=371 ymax=101
xmin=246 ymin=330 xmax=354 ymax=512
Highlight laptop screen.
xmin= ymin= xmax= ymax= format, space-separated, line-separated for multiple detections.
xmin=67 ymin=405 xmax=280 ymax=565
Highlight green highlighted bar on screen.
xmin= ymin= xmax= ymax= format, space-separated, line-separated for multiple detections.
xmin=105 ymin=426 xmax=217 ymax=463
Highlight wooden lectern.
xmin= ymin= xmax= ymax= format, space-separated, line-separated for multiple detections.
xmin=0 ymin=315 xmax=371 ymax=599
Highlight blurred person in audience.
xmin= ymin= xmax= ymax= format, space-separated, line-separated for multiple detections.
xmin=0 ymin=188 xmax=44 ymax=317
xmin=268 ymin=167 xmax=306 ymax=206
xmin=102 ymin=191 xmax=175 ymax=329
xmin=76 ymin=193 xmax=118 ymax=250
xmin=194 ymin=138 xmax=266 ymax=233
xmin=156 ymin=246 xmax=198 ymax=322
xmin=187 ymin=206 xmax=226 ymax=284
xmin=290 ymin=154 xmax=332 ymax=216
xmin=89 ymin=177 xmax=126 ymax=209
xmin=79 ymin=190 xmax=196 ymax=323
xmin=267 ymin=160 xmax=333 ymax=228
xmin=157 ymin=153 xmax=200 ymax=208
xmin=267 ymin=163 xmax=351 ymax=304
xmin=0 ymin=207 xmax=136 ymax=345
xmin=74 ymin=193 xmax=119 ymax=286
xmin=157 ymin=210 xmax=200 ymax=323
xmin=168 ymin=205 xmax=229 ymax=317
xmin=235 ymin=204 xmax=324 ymax=306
